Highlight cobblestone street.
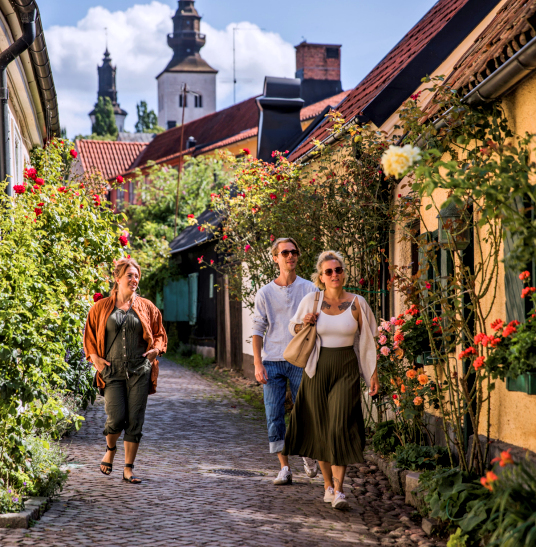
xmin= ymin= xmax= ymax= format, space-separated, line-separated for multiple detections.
xmin=0 ymin=359 xmax=445 ymax=546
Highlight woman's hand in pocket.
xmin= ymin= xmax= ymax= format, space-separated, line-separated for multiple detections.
xmin=90 ymin=354 xmax=110 ymax=373
xmin=143 ymin=348 xmax=159 ymax=364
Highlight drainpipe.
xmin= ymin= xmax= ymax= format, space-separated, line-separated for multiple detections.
xmin=0 ymin=6 xmax=36 ymax=196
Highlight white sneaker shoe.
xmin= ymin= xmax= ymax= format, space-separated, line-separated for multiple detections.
xmin=324 ymin=486 xmax=335 ymax=503
xmin=332 ymin=491 xmax=349 ymax=510
xmin=273 ymin=466 xmax=292 ymax=485
xmin=303 ymin=457 xmax=319 ymax=478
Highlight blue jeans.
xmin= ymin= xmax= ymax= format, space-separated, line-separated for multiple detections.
xmin=263 ymin=360 xmax=303 ymax=453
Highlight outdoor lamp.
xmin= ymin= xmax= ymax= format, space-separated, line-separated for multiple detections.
xmin=437 ymin=202 xmax=471 ymax=251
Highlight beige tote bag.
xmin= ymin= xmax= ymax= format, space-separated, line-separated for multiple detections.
xmin=283 ymin=292 xmax=320 ymax=368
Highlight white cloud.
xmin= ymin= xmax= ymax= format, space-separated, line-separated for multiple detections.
xmin=45 ymin=2 xmax=295 ymax=138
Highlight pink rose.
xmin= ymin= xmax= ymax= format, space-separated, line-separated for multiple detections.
xmin=244 ymin=244 xmax=251 ymax=252
xmin=379 ymin=335 xmax=387 ymax=345
xmin=380 ymin=346 xmax=390 ymax=356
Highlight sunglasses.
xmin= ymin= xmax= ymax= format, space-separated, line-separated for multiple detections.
xmin=323 ymin=267 xmax=344 ymax=276
xmin=277 ymin=250 xmax=299 ymax=257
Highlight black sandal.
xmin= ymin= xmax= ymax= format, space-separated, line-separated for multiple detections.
xmin=123 ymin=463 xmax=142 ymax=484
xmin=100 ymin=445 xmax=117 ymax=475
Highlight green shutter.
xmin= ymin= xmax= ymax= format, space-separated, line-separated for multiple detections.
xmin=163 ymin=279 xmax=189 ymax=322
xmin=188 ymin=273 xmax=199 ymax=325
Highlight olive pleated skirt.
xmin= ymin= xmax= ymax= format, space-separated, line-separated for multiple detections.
xmin=282 ymin=346 xmax=366 ymax=466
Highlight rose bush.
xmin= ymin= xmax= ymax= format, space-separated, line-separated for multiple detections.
xmin=0 ymin=137 xmax=125 ymax=498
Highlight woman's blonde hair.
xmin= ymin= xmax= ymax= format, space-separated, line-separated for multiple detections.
xmin=311 ymin=250 xmax=346 ymax=290
xmin=111 ymin=257 xmax=141 ymax=295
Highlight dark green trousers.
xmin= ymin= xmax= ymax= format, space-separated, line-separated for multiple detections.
xmin=101 ymin=359 xmax=151 ymax=443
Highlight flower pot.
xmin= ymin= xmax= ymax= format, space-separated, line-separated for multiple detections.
xmin=506 ymin=372 xmax=536 ymax=395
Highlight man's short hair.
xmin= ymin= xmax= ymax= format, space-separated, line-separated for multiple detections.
xmin=271 ymin=237 xmax=301 ymax=257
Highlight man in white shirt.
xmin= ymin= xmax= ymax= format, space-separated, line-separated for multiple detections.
xmin=252 ymin=237 xmax=318 ymax=485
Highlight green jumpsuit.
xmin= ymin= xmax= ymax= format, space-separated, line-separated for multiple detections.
xmin=101 ymin=307 xmax=152 ymax=443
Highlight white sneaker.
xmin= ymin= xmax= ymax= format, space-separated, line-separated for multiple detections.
xmin=303 ymin=457 xmax=318 ymax=478
xmin=273 ymin=466 xmax=292 ymax=485
xmin=332 ymin=491 xmax=349 ymax=510
xmin=324 ymin=486 xmax=335 ymax=503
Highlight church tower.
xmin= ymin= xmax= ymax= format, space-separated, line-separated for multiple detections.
xmin=89 ymin=49 xmax=128 ymax=133
xmin=157 ymin=1 xmax=217 ymax=129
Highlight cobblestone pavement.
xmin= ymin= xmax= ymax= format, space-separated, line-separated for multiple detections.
xmin=0 ymin=359 xmax=446 ymax=546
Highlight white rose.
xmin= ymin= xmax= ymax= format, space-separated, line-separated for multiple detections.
xmin=381 ymin=144 xmax=422 ymax=179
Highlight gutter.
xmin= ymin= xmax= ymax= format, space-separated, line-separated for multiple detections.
xmin=300 ymin=28 xmax=536 ymax=161
xmin=417 ymin=34 xmax=536 ymax=144
xmin=10 ymin=0 xmax=60 ymax=140
xmin=0 ymin=3 xmax=36 ymax=196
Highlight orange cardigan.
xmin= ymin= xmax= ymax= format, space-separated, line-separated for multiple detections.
xmin=83 ymin=294 xmax=167 ymax=394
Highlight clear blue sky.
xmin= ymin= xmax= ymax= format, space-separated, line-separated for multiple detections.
xmin=37 ymin=0 xmax=438 ymax=94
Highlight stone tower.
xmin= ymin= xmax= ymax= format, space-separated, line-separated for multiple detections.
xmin=157 ymin=1 xmax=217 ymax=129
xmin=89 ymin=49 xmax=128 ymax=132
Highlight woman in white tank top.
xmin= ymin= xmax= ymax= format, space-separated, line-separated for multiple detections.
xmin=283 ymin=251 xmax=379 ymax=510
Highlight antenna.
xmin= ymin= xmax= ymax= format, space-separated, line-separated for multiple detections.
xmin=232 ymin=26 xmax=265 ymax=104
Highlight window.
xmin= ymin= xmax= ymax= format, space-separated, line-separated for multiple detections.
xmin=326 ymin=47 xmax=339 ymax=59
xmin=188 ymin=273 xmax=198 ymax=325
xmin=179 ymin=94 xmax=187 ymax=108
xmin=194 ymin=95 xmax=203 ymax=108
xmin=505 ymin=196 xmax=534 ymax=323
xmin=209 ymin=273 xmax=214 ymax=299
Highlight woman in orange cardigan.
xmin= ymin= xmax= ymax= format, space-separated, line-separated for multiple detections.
xmin=84 ymin=258 xmax=167 ymax=484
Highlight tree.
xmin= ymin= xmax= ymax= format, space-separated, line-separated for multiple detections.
xmin=91 ymin=96 xmax=118 ymax=138
xmin=135 ymin=101 xmax=164 ymax=134
xmin=125 ymin=156 xmax=232 ymax=299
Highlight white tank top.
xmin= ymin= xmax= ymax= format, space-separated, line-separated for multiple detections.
xmin=316 ymin=296 xmax=358 ymax=347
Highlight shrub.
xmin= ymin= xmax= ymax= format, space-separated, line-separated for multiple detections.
xmin=371 ymin=420 xmax=403 ymax=455
xmin=395 ymin=443 xmax=449 ymax=471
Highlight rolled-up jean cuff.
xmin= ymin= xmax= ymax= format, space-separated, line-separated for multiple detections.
xmin=269 ymin=440 xmax=284 ymax=454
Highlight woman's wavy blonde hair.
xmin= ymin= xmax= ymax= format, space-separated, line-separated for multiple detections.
xmin=311 ymin=250 xmax=347 ymax=290
xmin=111 ymin=257 xmax=141 ymax=295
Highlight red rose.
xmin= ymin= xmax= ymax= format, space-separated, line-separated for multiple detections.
xmin=93 ymin=293 xmax=104 ymax=303
xmin=13 ymin=184 xmax=25 ymax=194
xmin=79 ymin=183 xmax=85 ymax=189
xmin=242 ymin=148 xmax=251 ymax=155
xmin=222 ymin=234 xmax=228 ymax=240
xmin=35 ymin=178 xmax=45 ymax=186
xmin=58 ymin=186 xmax=67 ymax=193
xmin=187 ymin=214 xmax=195 ymax=219
xmin=70 ymin=149 xmax=77 ymax=158
xmin=197 ymin=256 xmax=204 ymax=264
xmin=270 ymin=193 xmax=277 ymax=200
xmin=116 ymin=175 xmax=124 ymax=183
xmin=119 ymin=235 xmax=128 ymax=247
xmin=34 ymin=207 xmax=42 ymax=216
xmin=25 ymin=168 xmax=37 ymax=179
xmin=359 ymin=278 xmax=365 ymax=285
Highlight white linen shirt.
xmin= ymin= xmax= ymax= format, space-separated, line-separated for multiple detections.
xmin=252 ymin=276 xmax=318 ymax=361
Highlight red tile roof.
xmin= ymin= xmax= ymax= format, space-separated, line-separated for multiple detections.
xmin=127 ymin=91 xmax=351 ymax=171
xmin=76 ymin=140 xmax=147 ymax=181
xmin=288 ymin=0 xmax=472 ymax=161
xmin=130 ymin=96 xmax=260 ymax=170
xmin=446 ymin=0 xmax=536 ymax=94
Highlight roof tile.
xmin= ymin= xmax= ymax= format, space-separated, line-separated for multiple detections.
xmin=76 ymin=140 xmax=147 ymax=181
xmin=288 ymin=0 xmax=472 ymax=161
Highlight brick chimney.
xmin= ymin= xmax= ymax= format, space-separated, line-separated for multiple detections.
xmin=295 ymin=42 xmax=342 ymax=106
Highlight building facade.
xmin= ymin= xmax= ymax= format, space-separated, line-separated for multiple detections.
xmin=157 ymin=0 xmax=217 ymax=129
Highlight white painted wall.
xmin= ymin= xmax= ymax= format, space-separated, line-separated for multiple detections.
xmin=157 ymin=71 xmax=216 ymax=128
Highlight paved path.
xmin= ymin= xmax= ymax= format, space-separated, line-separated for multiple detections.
xmin=0 ymin=359 xmax=444 ymax=546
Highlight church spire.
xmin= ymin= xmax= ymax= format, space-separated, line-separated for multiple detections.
xmin=162 ymin=0 xmax=217 ymax=74
xmin=89 ymin=48 xmax=128 ymax=133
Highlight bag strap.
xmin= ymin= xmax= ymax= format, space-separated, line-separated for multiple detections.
xmin=105 ymin=296 xmax=135 ymax=360
xmin=312 ymin=291 xmax=320 ymax=315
